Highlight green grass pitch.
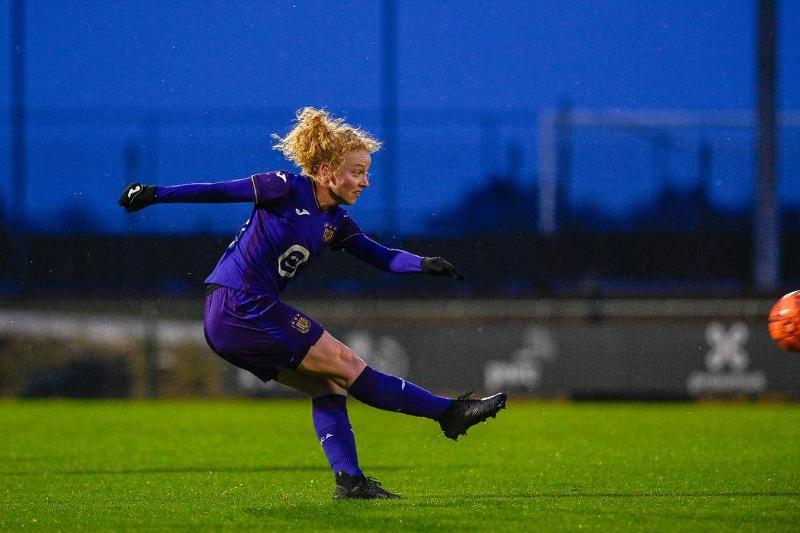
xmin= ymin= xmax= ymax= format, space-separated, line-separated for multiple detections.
xmin=2 ymin=400 xmax=798 ymax=531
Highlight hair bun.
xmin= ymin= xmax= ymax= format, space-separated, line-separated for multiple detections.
xmin=272 ymin=107 xmax=381 ymax=178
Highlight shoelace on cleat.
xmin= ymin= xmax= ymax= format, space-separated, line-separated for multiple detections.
xmin=362 ymin=477 xmax=398 ymax=498
xmin=359 ymin=476 xmax=384 ymax=493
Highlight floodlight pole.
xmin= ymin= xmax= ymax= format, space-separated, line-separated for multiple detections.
xmin=10 ymin=0 xmax=27 ymax=286
xmin=381 ymin=0 xmax=398 ymax=238
xmin=537 ymin=103 xmax=572 ymax=234
xmin=753 ymin=0 xmax=780 ymax=292
xmin=537 ymin=110 xmax=557 ymax=235
xmin=555 ymin=102 xmax=573 ymax=230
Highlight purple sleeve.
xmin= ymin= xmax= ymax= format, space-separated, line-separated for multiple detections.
xmin=251 ymin=172 xmax=291 ymax=206
xmin=153 ymin=172 xmax=288 ymax=205
xmin=339 ymin=234 xmax=423 ymax=273
xmin=329 ymin=212 xmax=363 ymax=250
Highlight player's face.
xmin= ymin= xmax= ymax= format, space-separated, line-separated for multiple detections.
xmin=330 ymin=149 xmax=371 ymax=205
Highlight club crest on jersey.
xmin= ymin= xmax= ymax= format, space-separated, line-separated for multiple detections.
xmin=322 ymin=223 xmax=337 ymax=243
xmin=291 ymin=314 xmax=311 ymax=334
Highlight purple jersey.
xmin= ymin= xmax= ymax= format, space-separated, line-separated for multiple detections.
xmin=204 ymin=171 xmax=362 ymax=297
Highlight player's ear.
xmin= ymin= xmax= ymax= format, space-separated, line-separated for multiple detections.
xmin=317 ymin=161 xmax=332 ymax=183
xmin=317 ymin=161 xmax=331 ymax=184
xmin=322 ymin=161 xmax=338 ymax=186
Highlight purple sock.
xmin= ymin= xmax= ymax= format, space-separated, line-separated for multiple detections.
xmin=348 ymin=366 xmax=453 ymax=420
xmin=311 ymin=394 xmax=362 ymax=476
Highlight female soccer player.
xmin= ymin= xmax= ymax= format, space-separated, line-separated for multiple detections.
xmin=118 ymin=107 xmax=507 ymax=499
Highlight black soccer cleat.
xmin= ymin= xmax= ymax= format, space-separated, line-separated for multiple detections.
xmin=437 ymin=391 xmax=507 ymax=441
xmin=333 ymin=472 xmax=401 ymax=500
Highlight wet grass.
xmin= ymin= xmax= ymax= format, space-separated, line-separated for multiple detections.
xmin=2 ymin=400 xmax=798 ymax=531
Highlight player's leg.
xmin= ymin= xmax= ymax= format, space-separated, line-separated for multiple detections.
xmin=275 ymin=368 xmax=348 ymax=397
xmin=275 ymin=369 xmax=399 ymax=499
xmin=206 ymin=287 xmax=506 ymax=442
xmin=206 ymin=290 xmax=446 ymax=421
xmin=294 ymin=331 xmax=366 ymax=388
xmin=275 ymin=370 xmax=363 ymax=477
xmin=298 ymin=331 xmax=451 ymax=419
xmin=298 ymin=331 xmax=507 ymax=439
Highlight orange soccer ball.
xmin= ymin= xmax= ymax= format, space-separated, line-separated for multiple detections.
xmin=768 ymin=290 xmax=800 ymax=352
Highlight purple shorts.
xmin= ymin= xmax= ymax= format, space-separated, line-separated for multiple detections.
xmin=203 ymin=285 xmax=324 ymax=382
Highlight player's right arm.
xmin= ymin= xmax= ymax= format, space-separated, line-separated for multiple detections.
xmin=118 ymin=172 xmax=290 ymax=212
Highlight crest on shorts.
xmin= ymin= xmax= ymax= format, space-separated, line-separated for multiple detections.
xmin=322 ymin=223 xmax=337 ymax=243
xmin=291 ymin=314 xmax=311 ymax=334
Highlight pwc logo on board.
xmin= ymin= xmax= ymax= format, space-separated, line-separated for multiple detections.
xmin=483 ymin=326 xmax=556 ymax=391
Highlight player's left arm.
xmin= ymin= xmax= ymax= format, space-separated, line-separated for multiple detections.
xmin=337 ymin=233 xmax=463 ymax=280
xmin=331 ymin=213 xmax=463 ymax=279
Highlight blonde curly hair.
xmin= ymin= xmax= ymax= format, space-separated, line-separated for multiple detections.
xmin=272 ymin=107 xmax=382 ymax=179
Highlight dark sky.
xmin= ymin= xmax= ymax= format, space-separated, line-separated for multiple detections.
xmin=1 ymin=0 xmax=798 ymax=234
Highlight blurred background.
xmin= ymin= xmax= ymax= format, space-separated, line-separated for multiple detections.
xmin=1 ymin=0 xmax=798 ymax=400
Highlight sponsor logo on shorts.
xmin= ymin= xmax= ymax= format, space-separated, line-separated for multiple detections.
xmin=291 ymin=314 xmax=312 ymax=334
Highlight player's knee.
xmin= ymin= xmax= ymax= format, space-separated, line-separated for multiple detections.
xmin=333 ymin=344 xmax=366 ymax=379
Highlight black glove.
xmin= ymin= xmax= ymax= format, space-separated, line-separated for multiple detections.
xmin=422 ymin=257 xmax=464 ymax=281
xmin=118 ymin=182 xmax=156 ymax=212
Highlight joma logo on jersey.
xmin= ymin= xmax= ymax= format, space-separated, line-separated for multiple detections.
xmin=277 ymin=245 xmax=310 ymax=278
xmin=291 ymin=314 xmax=311 ymax=334
xmin=322 ymin=224 xmax=337 ymax=243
